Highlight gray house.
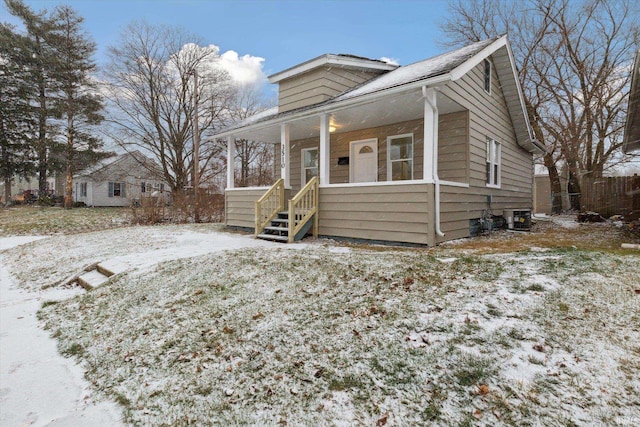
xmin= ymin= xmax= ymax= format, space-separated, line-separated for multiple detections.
xmin=213 ymin=36 xmax=545 ymax=245
xmin=73 ymin=151 xmax=166 ymax=207
xmin=623 ymin=50 xmax=640 ymax=154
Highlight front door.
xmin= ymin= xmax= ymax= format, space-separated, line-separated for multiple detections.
xmin=350 ymin=139 xmax=378 ymax=183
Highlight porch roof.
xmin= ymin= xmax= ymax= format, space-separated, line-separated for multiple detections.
xmin=214 ymin=36 xmax=545 ymax=153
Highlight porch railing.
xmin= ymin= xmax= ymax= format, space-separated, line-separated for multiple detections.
xmin=288 ymin=176 xmax=319 ymax=243
xmin=255 ymin=178 xmax=285 ymax=236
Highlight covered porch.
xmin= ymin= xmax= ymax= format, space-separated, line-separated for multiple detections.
xmin=222 ymin=86 xmax=470 ymax=245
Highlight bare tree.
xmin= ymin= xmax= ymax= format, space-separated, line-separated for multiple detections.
xmin=104 ymin=21 xmax=235 ymax=195
xmin=228 ymin=85 xmax=275 ymax=187
xmin=442 ymin=0 xmax=639 ymax=211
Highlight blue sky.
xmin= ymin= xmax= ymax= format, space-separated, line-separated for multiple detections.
xmin=2 ymin=0 xmax=452 ymax=87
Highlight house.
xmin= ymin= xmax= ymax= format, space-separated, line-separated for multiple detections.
xmin=0 ymin=172 xmax=64 ymax=204
xmin=73 ymin=151 xmax=167 ymax=207
xmin=623 ymin=49 xmax=640 ymax=154
xmin=213 ymin=36 xmax=545 ymax=245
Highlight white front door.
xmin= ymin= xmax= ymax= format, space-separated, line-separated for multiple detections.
xmin=350 ymin=139 xmax=378 ymax=183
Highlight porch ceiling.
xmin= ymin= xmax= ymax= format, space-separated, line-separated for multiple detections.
xmin=232 ymin=89 xmax=466 ymax=143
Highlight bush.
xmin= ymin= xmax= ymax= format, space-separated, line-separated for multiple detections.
xmin=129 ymin=190 xmax=225 ymax=225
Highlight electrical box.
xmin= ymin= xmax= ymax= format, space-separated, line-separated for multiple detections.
xmin=503 ymin=209 xmax=531 ymax=231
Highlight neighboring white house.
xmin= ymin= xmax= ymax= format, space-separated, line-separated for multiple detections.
xmin=73 ymin=151 xmax=167 ymax=207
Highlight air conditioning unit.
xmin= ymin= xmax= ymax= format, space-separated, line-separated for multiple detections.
xmin=503 ymin=209 xmax=532 ymax=231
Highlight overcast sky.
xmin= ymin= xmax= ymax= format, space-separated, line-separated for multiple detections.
xmin=1 ymin=0 xmax=451 ymax=94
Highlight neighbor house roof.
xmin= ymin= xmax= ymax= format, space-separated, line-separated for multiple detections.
xmin=623 ymin=50 xmax=640 ymax=153
xmin=74 ymin=151 xmax=159 ymax=179
xmin=215 ymin=36 xmax=544 ymax=153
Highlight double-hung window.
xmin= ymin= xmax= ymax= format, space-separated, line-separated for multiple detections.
xmin=387 ymin=134 xmax=414 ymax=181
xmin=80 ymin=182 xmax=87 ymax=197
xmin=486 ymin=137 xmax=501 ymax=187
xmin=301 ymin=147 xmax=318 ymax=185
xmin=108 ymin=182 xmax=126 ymax=197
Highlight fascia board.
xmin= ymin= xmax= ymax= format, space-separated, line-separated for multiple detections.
xmin=268 ymin=54 xmax=397 ymax=84
xmin=449 ymin=35 xmax=507 ymax=81
xmin=212 ymin=74 xmax=452 ymax=139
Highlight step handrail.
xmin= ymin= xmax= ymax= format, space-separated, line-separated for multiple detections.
xmin=288 ymin=176 xmax=319 ymax=242
xmin=255 ymin=178 xmax=285 ymax=236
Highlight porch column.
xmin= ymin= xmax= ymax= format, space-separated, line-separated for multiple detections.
xmin=423 ymin=87 xmax=437 ymax=181
xmin=280 ymin=124 xmax=290 ymax=188
xmin=226 ymin=135 xmax=235 ymax=189
xmin=319 ymin=113 xmax=330 ymax=185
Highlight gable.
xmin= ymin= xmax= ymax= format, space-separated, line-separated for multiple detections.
xmin=623 ymin=50 xmax=640 ymax=153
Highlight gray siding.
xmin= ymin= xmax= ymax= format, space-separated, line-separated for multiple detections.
xmin=436 ymin=58 xmax=534 ymax=244
xmin=438 ymin=111 xmax=469 ymax=183
xmin=288 ymin=119 xmax=426 ymax=191
xmin=278 ymin=67 xmax=382 ymax=112
xmin=225 ymin=188 xmax=269 ymax=229
xmin=319 ymin=183 xmax=433 ymax=245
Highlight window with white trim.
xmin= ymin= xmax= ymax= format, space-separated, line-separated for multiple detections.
xmin=387 ymin=134 xmax=413 ymax=181
xmin=486 ymin=137 xmax=501 ymax=187
xmin=108 ymin=182 xmax=126 ymax=197
xmin=301 ymin=147 xmax=318 ymax=185
xmin=483 ymin=59 xmax=491 ymax=94
xmin=80 ymin=182 xmax=87 ymax=197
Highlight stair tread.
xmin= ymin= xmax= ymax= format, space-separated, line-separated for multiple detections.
xmin=257 ymin=233 xmax=289 ymax=242
xmin=264 ymin=226 xmax=288 ymax=232
xmin=271 ymin=218 xmax=288 ymax=223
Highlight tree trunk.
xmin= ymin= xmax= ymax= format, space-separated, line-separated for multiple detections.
xmin=63 ymin=120 xmax=74 ymax=209
xmin=2 ymin=143 xmax=11 ymax=207
xmin=37 ymin=73 xmax=48 ymax=194
xmin=544 ymin=153 xmax=562 ymax=214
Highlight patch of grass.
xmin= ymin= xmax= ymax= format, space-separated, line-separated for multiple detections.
xmin=0 ymin=206 xmax=130 ymax=236
xmin=328 ymin=374 xmax=366 ymax=391
xmin=62 ymin=342 xmax=84 ymax=357
xmin=453 ymin=353 xmax=496 ymax=387
xmin=526 ymin=283 xmax=546 ymax=292
xmin=41 ymin=300 xmax=59 ymax=308
xmin=114 ymin=393 xmax=131 ymax=407
xmin=486 ymin=303 xmax=502 ymax=317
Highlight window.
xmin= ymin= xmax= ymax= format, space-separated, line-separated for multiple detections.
xmin=486 ymin=137 xmax=501 ymax=187
xmin=108 ymin=182 xmax=126 ymax=197
xmin=301 ymin=147 xmax=318 ymax=185
xmin=483 ymin=59 xmax=491 ymax=94
xmin=80 ymin=182 xmax=87 ymax=197
xmin=387 ymin=134 xmax=414 ymax=181
xmin=141 ymin=182 xmax=146 ymax=193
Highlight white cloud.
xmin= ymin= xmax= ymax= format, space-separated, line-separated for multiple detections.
xmin=379 ymin=56 xmax=400 ymax=66
xmin=218 ymin=50 xmax=267 ymax=88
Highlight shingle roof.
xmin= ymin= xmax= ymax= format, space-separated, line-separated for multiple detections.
xmin=221 ymin=37 xmax=499 ymax=134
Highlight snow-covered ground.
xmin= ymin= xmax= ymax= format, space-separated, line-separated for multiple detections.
xmin=0 ymin=228 xmax=304 ymax=426
xmin=1 ymin=220 xmax=639 ymax=426
xmin=1 ymin=236 xmax=123 ymax=426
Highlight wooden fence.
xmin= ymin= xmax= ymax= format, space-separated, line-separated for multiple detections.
xmin=580 ymin=175 xmax=640 ymax=218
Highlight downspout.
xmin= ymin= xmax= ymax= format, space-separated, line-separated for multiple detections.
xmin=422 ymin=86 xmax=445 ymax=238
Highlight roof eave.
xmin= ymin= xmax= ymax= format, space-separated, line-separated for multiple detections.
xmin=268 ymin=54 xmax=398 ymax=84
xmin=212 ymin=74 xmax=452 ymax=140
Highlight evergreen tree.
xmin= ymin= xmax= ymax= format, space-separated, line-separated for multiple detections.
xmin=48 ymin=5 xmax=103 ymax=209
xmin=0 ymin=22 xmax=37 ymax=206
xmin=5 ymin=0 xmax=62 ymax=194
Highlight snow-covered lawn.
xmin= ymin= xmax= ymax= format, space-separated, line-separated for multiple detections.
xmin=1 ymin=217 xmax=639 ymax=425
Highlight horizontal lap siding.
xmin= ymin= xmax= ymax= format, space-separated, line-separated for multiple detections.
xmin=439 ymin=111 xmax=469 ymax=183
xmin=279 ymin=67 xmax=381 ymax=112
xmin=288 ymin=119 xmax=425 ymax=191
xmin=225 ymin=189 xmax=267 ymax=229
xmin=436 ymin=57 xmax=534 ymax=244
xmin=318 ymin=184 xmax=432 ymax=245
